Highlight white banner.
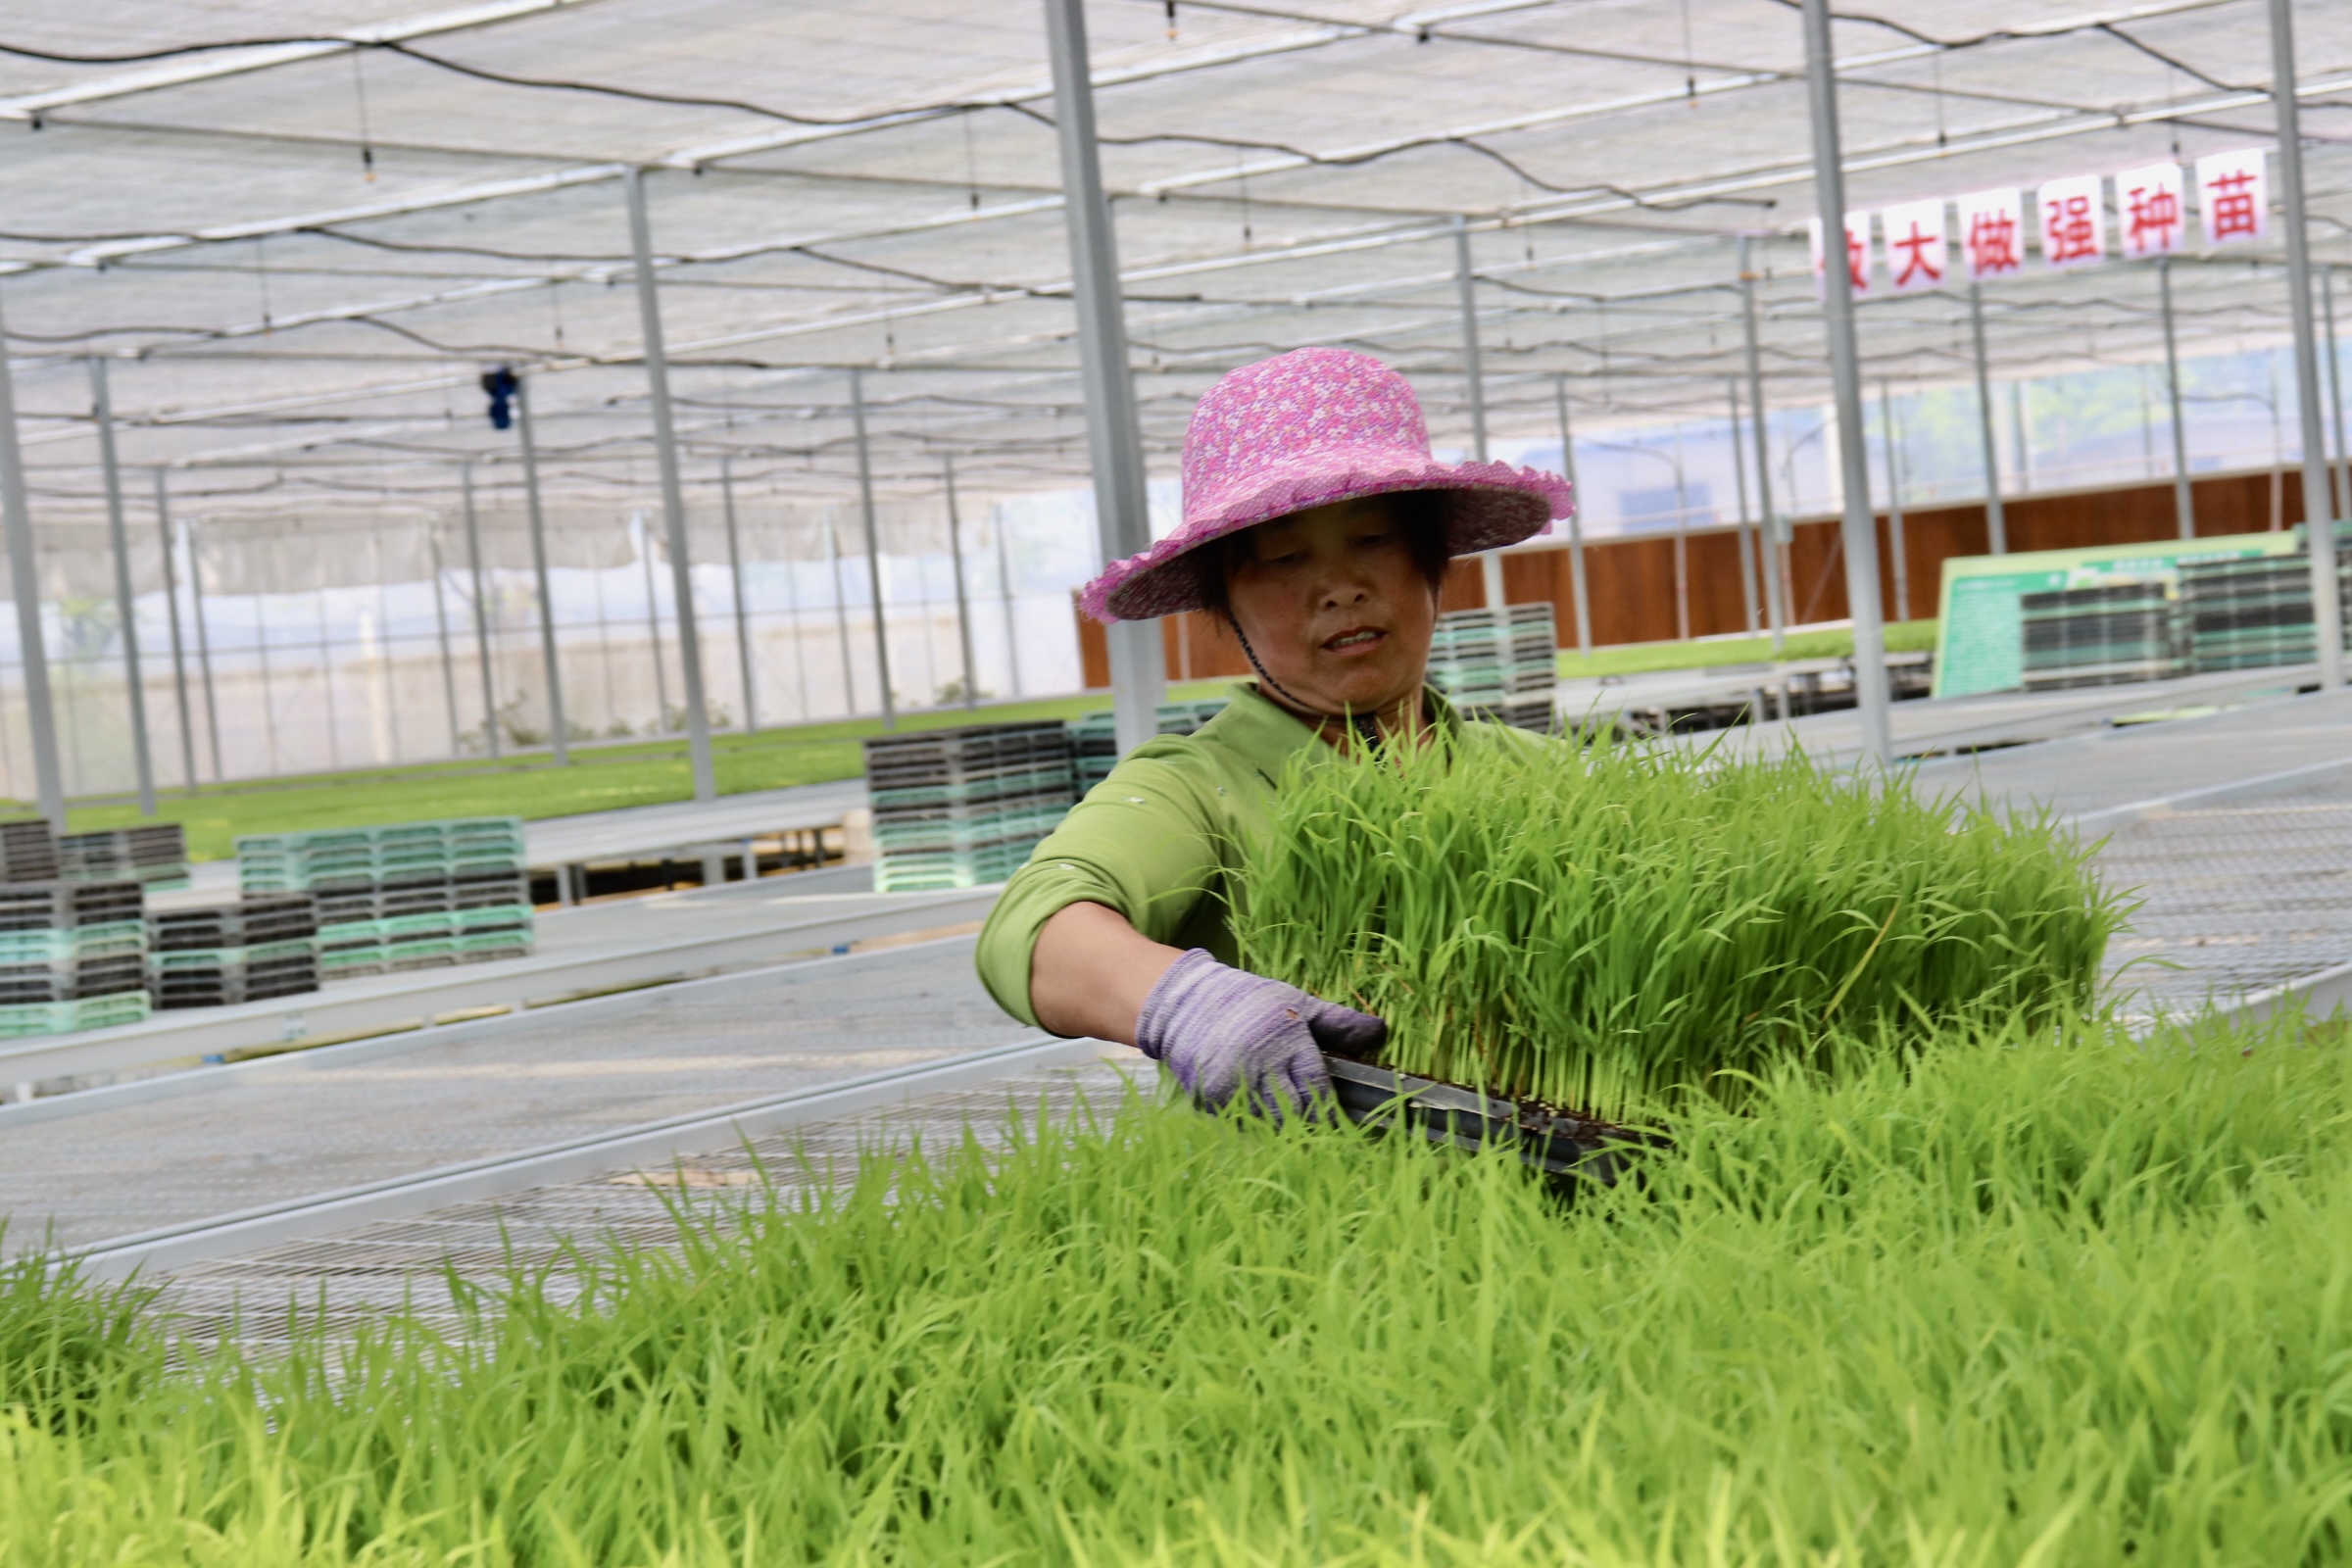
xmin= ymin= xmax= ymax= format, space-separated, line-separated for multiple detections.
xmin=1808 ymin=212 xmax=1874 ymax=298
xmin=2196 ymin=149 xmax=2268 ymax=246
xmin=2037 ymin=173 xmax=2106 ymax=270
xmin=1881 ymin=198 xmax=1947 ymax=292
xmin=1958 ymin=188 xmax=2025 ymax=280
xmin=2115 ymin=162 xmax=2185 ymax=258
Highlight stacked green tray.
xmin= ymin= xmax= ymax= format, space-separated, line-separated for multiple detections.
xmin=0 ymin=991 xmax=151 ymax=1038
xmin=236 ymin=817 xmax=526 ymax=893
xmin=866 ymin=723 xmax=1080 ymax=894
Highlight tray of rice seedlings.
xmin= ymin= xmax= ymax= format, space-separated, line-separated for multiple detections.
xmin=1234 ymin=730 xmax=2125 ymax=1171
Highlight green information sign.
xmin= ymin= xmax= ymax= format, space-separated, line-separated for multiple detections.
xmin=1931 ymin=530 xmax=2298 ymax=698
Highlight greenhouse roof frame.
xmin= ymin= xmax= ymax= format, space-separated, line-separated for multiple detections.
xmin=0 ymin=0 xmax=2349 ymax=529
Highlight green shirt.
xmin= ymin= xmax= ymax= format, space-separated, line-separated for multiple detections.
xmin=975 ymin=681 xmax=1474 ymax=1028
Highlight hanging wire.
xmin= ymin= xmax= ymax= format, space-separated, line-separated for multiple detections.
xmin=1679 ymin=0 xmax=1696 ymax=103
xmin=254 ymin=234 xmax=273 ymax=332
xmin=351 ymin=49 xmax=376 ymax=180
xmin=1931 ymin=48 xmax=1947 ymax=151
xmin=961 ymin=108 xmax=981 ymax=211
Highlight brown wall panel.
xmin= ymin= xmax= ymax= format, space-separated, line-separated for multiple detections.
xmin=1070 ymin=466 xmax=2308 ymax=684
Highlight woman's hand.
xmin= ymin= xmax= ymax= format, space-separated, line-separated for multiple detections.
xmin=1135 ymin=950 xmax=1386 ymax=1114
xmin=1029 ymin=905 xmax=1387 ymax=1112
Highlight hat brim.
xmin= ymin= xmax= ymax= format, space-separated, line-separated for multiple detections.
xmin=1081 ymin=457 xmax=1572 ymax=622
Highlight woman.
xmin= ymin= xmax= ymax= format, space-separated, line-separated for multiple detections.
xmin=975 ymin=347 xmax=1573 ymax=1110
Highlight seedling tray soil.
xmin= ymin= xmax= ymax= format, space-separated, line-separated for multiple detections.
xmin=1320 ymin=1053 xmax=1667 ymax=1187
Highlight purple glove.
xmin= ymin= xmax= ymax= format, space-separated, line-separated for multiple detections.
xmin=1134 ymin=950 xmax=1387 ymax=1114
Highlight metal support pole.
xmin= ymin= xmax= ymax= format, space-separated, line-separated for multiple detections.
xmin=152 ymin=471 xmax=196 ymax=791
xmin=1801 ymin=0 xmax=1891 ymax=763
xmin=719 ymin=454 xmax=758 ymax=734
xmin=514 ymin=376 xmax=568 ymax=762
xmin=1728 ymin=377 xmax=1760 ymax=635
xmin=623 ymin=166 xmax=718 ymax=797
xmin=2159 ymin=258 xmax=2196 ymax=539
xmin=460 ymin=464 xmax=500 ymax=760
xmin=1672 ymin=458 xmax=1690 ymax=643
xmin=850 ymin=368 xmax=896 ymax=730
xmin=1879 ymin=378 xmax=1910 ymax=622
xmin=996 ymin=510 xmax=1022 ymax=697
xmin=87 ymin=359 xmax=154 ymax=815
xmin=1739 ymin=237 xmax=1788 ymax=654
xmin=945 ymin=454 xmax=979 ymax=710
xmin=186 ymin=519 xmax=221 ymax=781
xmin=2326 ymin=266 xmax=2348 ymax=529
xmin=428 ymin=531 xmax=462 ymax=758
xmin=1043 ymin=0 xmax=1164 ymax=757
xmin=826 ymin=512 xmax=855 ymax=713
xmin=2272 ymin=0 xmax=2344 ymax=686
xmin=1452 ymin=215 xmax=1507 ymax=612
xmin=1553 ymin=377 xmax=1592 ymax=653
xmin=1969 ymin=283 xmax=2009 ymax=555
xmin=638 ymin=516 xmax=669 ymax=725
xmin=0 ymin=288 xmax=65 ymax=830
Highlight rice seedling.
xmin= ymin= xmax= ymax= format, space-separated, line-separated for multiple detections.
xmin=0 ymin=1242 xmax=160 ymax=1435
xmin=2 ymin=1018 xmax=2349 ymax=1566
xmin=1232 ymin=732 xmax=2126 ymax=1117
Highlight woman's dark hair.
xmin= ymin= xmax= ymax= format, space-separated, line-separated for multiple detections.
xmin=1192 ymin=489 xmax=1452 ymax=622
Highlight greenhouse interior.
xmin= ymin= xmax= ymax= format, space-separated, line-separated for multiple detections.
xmin=7 ymin=0 xmax=2352 ymax=1560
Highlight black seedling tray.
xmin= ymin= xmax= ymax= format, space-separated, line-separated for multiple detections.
xmin=1320 ymin=1054 xmax=1667 ymax=1188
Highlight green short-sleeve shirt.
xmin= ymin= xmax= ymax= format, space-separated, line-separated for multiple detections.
xmin=974 ymin=681 xmax=1484 ymax=1027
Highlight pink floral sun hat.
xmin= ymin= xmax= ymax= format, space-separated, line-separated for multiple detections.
xmin=1080 ymin=346 xmax=1573 ymax=622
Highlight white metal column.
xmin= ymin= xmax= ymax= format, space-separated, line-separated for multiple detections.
xmin=1801 ymin=0 xmax=1891 ymax=764
xmin=428 ymin=531 xmax=463 ymax=758
xmin=2272 ymin=0 xmax=2343 ymax=687
xmin=2325 ymin=267 xmax=2349 ymax=544
xmin=1728 ymin=377 xmax=1760 ymax=634
xmin=514 ymin=376 xmax=569 ymax=763
xmin=623 ymin=167 xmax=718 ymax=797
xmin=1454 ymin=215 xmax=1506 ymax=612
xmin=826 ymin=513 xmax=855 ymax=714
xmin=152 ymin=470 xmax=197 ymax=790
xmin=1879 ymin=379 xmax=1910 ymax=622
xmin=460 ymin=463 xmax=500 ymax=760
xmin=1043 ymin=0 xmax=1164 ymax=758
xmin=945 ymin=454 xmax=978 ymax=710
xmin=719 ymin=454 xmax=758 ymax=734
xmin=1738 ymin=237 xmax=1788 ymax=654
xmin=2159 ymin=259 xmax=2196 ymax=539
xmin=186 ymin=518 xmax=222 ymax=781
xmin=850 ymin=368 xmax=896 ymax=730
xmin=0 ymin=288 xmax=65 ymax=830
xmin=88 ymin=359 xmax=154 ymax=815
xmin=1969 ymin=283 xmax=2009 ymax=555
xmin=1552 ymin=377 xmax=1592 ymax=654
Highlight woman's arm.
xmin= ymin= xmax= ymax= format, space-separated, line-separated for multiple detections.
xmin=1029 ymin=900 xmax=1184 ymax=1046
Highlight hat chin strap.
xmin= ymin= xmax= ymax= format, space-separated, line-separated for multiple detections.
xmin=1225 ymin=614 xmax=1385 ymax=750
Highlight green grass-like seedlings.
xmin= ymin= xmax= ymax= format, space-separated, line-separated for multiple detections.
xmin=1232 ymin=730 xmax=2126 ymax=1118
xmin=4 ymin=1021 xmax=2352 ymax=1564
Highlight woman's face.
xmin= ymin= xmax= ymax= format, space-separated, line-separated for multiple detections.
xmin=1223 ymin=495 xmax=1439 ymax=718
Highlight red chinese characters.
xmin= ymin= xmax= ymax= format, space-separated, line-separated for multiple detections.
xmin=1958 ymin=189 xmax=2024 ymax=280
xmin=2116 ymin=163 xmax=2184 ymax=258
xmin=2037 ymin=174 xmax=2105 ymax=270
xmin=1881 ymin=198 xmax=1946 ymax=292
xmin=1808 ymin=212 xmax=1874 ymax=298
xmin=2196 ymin=149 xmax=2268 ymax=246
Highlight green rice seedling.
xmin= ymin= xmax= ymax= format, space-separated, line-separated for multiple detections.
xmin=4 ymin=1020 xmax=2351 ymax=1565
xmin=1232 ymin=730 xmax=2125 ymax=1116
xmin=0 ymin=1240 xmax=161 ymax=1435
